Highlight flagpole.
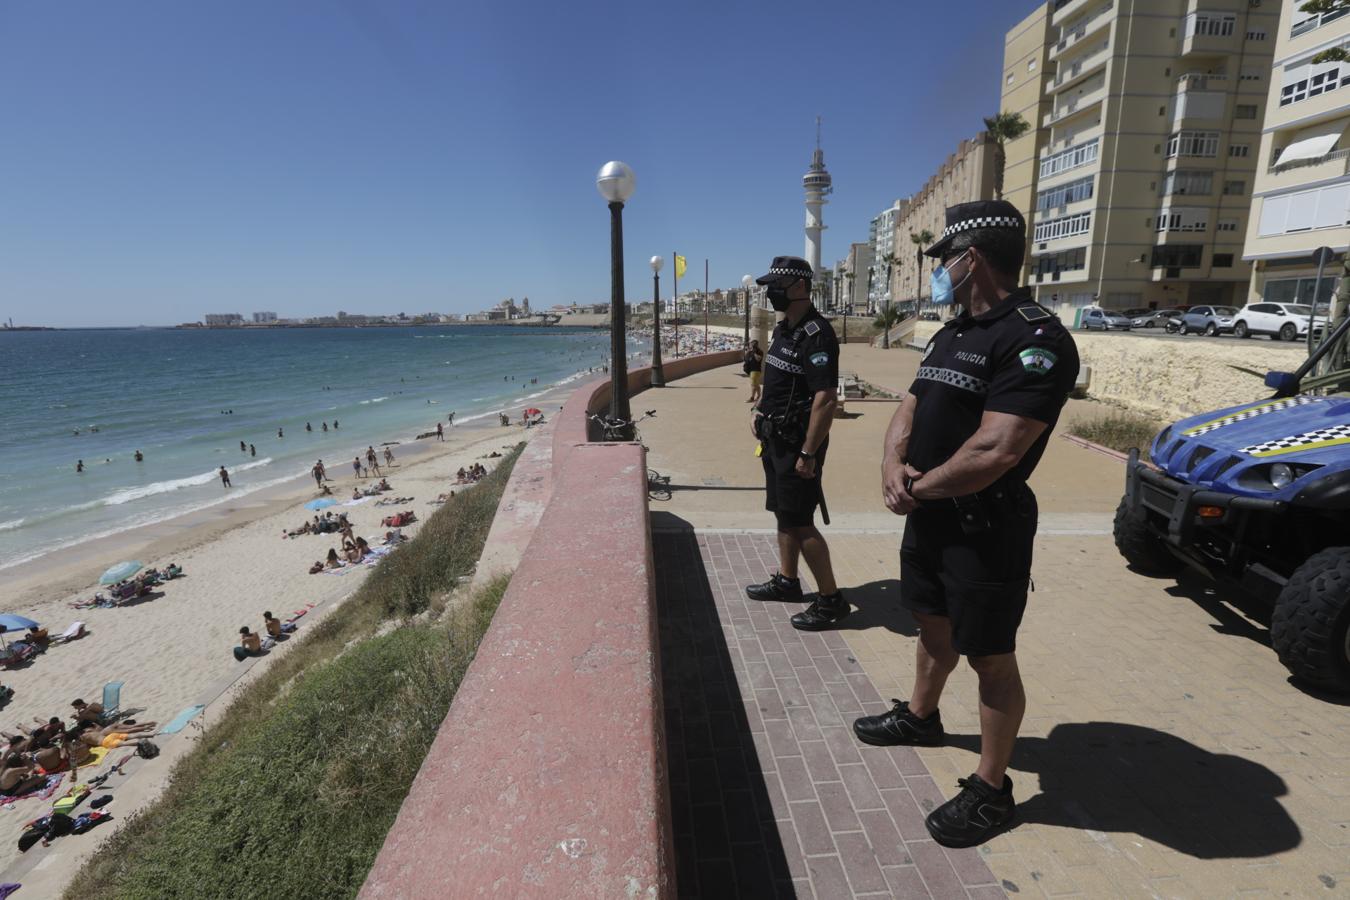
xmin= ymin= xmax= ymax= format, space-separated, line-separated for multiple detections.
xmin=673 ymin=250 xmax=679 ymax=358
xmin=704 ymin=259 xmax=709 ymax=354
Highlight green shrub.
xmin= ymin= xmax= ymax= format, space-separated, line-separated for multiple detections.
xmin=1069 ymin=413 xmax=1161 ymax=459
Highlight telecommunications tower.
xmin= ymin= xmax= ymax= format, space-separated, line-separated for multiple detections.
xmin=802 ymin=116 xmax=832 ymax=276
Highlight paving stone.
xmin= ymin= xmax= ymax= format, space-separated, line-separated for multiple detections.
xmin=804 ymin=854 xmax=852 ymax=900
xmin=789 ymin=800 xmax=836 ymax=856
xmin=833 ymin=831 xmax=890 ymax=895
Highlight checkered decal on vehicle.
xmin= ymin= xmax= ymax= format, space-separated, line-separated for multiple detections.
xmin=1241 ymin=423 xmax=1350 ymax=457
xmin=1183 ymin=396 xmax=1322 ymax=436
xmin=916 ymin=366 xmax=990 ymax=395
xmin=765 ymin=354 xmax=804 ymax=375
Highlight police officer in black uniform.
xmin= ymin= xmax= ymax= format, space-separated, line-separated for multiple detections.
xmin=744 ymin=256 xmax=848 ymax=631
xmin=851 ymin=201 xmax=1079 ymax=848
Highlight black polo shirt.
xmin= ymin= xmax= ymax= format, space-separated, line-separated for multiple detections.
xmin=907 ymin=288 xmax=1079 ymax=483
xmin=759 ymin=306 xmax=839 ymax=417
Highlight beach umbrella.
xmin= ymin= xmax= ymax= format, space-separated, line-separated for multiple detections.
xmin=525 ymin=408 xmax=542 ymax=416
xmin=0 ymin=615 xmax=39 ymax=633
xmin=304 ymin=498 xmax=337 ymax=511
xmin=99 ymin=561 xmax=144 ymax=585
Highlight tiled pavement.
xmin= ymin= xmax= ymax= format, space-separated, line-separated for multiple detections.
xmin=656 ymin=529 xmax=1003 ymax=899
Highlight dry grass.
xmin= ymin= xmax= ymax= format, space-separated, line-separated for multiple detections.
xmin=1068 ymin=413 xmax=1162 ymax=459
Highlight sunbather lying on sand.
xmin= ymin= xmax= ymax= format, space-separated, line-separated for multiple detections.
xmin=0 ymin=755 xmax=47 ymax=797
xmin=75 ymin=721 xmax=158 ymax=750
xmin=70 ymin=699 xmax=104 ymax=725
xmin=34 ymin=731 xmax=93 ymax=774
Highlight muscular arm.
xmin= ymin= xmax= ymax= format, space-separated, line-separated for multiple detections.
xmin=801 ymin=388 xmax=837 ymax=455
xmin=909 ymin=410 xmax=1046 ymax=500
xmin=881 ymin=393 xmax=919 ymax=513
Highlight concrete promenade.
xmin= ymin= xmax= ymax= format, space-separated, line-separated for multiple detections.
xmin=642 ymin=346 xmax=1350 ymax=898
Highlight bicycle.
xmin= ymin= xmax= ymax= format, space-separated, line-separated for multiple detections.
xmin=586 ymin=410 xmax=671 ymax=500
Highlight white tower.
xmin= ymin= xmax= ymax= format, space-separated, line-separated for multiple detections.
xmin=802 ymin=116 xmax=832 ymax=277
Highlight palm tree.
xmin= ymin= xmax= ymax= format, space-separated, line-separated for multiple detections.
xmin=983 ymin=111 xmax=1030 ymax=201
xmin=873 ymin=305 xmax=904 ymax=336
xmin=880 ymin=252 xmax=898 ymax=348
xmin=910 ymin=230 xmax=934 ymax=313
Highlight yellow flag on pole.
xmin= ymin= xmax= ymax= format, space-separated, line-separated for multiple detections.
xmin=674 ymin=254 xmax=687 ymax=279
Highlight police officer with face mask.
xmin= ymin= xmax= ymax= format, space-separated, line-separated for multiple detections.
xmin=744 ymin=256 xmax=848 ymax=631
xmin=851 ymin=201 xmax=1079 ymax=848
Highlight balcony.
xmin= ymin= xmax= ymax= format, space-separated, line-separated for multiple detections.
xmin=1176 ymin=72 xmax=1227 ymax=91
xmin=1180 ymin=16 xmax=1240 ymax=59
xmin=1052 ymin=41 xmax=1110 ymax=90
xmin=1262 ymin=148 xmax=1350 ymax=193
xmin=1044 ymin=84 xmax=1107 ymax=127
xmin=1050 ymin=2 xmax=1113 ymax=59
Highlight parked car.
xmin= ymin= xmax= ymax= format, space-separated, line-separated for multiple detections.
xmin=1131 ymin=307 xmax=1184 ymax=329
xmin=1080 ymin=307 xmax=1133 ymax=331
xmin=1177 ymin=305 xmax=1238 ymax=336
xmin=919 ymin=311 xmax=942 ymax=321
xmin=1232 ymin=302 xmax=1320 ymax=341
xmin=1115 ymin=313 xmax=1350 ymax=692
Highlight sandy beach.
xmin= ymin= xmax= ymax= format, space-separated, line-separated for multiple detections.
xmin=0 ymin=409 xmax=552 ymax=884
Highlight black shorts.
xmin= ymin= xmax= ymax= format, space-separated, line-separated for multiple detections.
xmin=899 ymin=484 xmax=1037 ymax=657
xmin=762 ymin=435 xmax=827 ymax=529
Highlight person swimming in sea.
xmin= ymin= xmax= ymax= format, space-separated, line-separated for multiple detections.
xmin=76 ymin=460 xmax=83 ymax=473
xmin=306 ymin=422 xmax=312 ymax=432
xmin=240 ymin=441 xmax=247 ymax=452
xmin=250 ymin=444 xmax=256 ymax=457
xmin=322 ymin=422 xmax=328 ymax=432
xmin=134 ymin=450 xmax=143 ymax=462
xmin=278 ymin=428 xmax=284 ymax=439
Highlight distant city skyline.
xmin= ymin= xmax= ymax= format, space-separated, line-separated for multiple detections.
xmin=0 ymin=0 xmax=1022 ymax=327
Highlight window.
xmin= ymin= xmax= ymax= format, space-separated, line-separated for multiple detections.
xmin=1167 ymin=130 xmax=1220 ymax=157
xmin=1258 ymin=183 xmax=1350 ymax=235
xmin=1240 ymin=67 xmax=1262 ymax=82
xmin=1037 ymin=175 xmax=1095 ymax=210
xmin=1028 ymin=59 xmax=1037 ymax=72
xmin=1006 ymin=73 xmax=1015 ymax=85
xmin=1246 ymin=29 xmax=1266 ymax=41
xmin=1217 ymin=218 xmax=1240 ymax=232
xmin=1235 ymin=104 xmax=1258 ymax=119
xmin=1188 ymin=13 xmax=1236 ymax=37
xmin=1264 ymin=275 xmax=1339 ymax=306
xmin=1228 ymin=143 xmax=1250 ymax=158
xmin=1151 ymin=245 xmax=1204 ymax=268
xmin=1213 ymin=253 xmax=1234 ymax=267
xmin=1223 ymin=180 xmax=1246 ymax=195
xmin=1281 ymin=52 xmax=1350 ymax=107
xmin=1290 ymin=7 xmax=1349 ymax=39
xmin=1033 ymin=247 xmax=1087 ymax=276
xmin=1039 ymin=138 xmax=1100 ymax=178
xmin=1034 ymin=211 xmax=1092 ymax=242
xmin=1161 ymin=170 xmax=1213 ymax=196
xmin=1156 ymin=208 xmax=1209 ymax=232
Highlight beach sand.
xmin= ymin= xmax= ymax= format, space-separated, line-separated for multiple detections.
xmin=0 ymin=413 xmax=550 ymax=886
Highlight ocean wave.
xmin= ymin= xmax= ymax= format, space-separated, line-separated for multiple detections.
xmin=359 ymin=397 xmax=389 ymax=405
xmin=102 ymin=457 xmax=273 ymax=506
xmin=0 ymin=518 xmax=23 ymax=532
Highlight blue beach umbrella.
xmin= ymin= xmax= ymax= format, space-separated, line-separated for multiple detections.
xmin=99 ymin=561 xmax=144 ymax=585
xmin=304 ymin=498 xmax=337 ymax=511
xmin=0 ymin=615 xmax=39 ymax=633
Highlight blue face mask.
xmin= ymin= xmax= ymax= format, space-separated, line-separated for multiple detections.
xmin=930 ymin=250 xmax=971 ymax=306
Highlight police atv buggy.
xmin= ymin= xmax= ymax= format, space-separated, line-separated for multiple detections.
xmin=1114 ymin=309 xmax=1350 ymax=693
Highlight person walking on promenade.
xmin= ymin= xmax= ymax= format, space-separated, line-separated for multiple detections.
xmin=852 ymin=201 xmax=1079 ymax=848
xmin=436 ymin=422 xmax=445 ymax=441
xmin=744 ymin=339 xmax=764 ymax=404
xmin=219 ymin=466 xmax=231 ymax=488
xmin=744 ymin=256 xmax=848 ymax=631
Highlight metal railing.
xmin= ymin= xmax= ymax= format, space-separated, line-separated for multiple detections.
xmin=1053 ymin=2 xmax=1113 ymax=53
xmin=1176 ymin=72 xmax=1228 ymax=91
xmin=1268 ymin=147 xmax=1350 ymax=175
xmin=1054 ymin=42 xmax=1110 ymax=87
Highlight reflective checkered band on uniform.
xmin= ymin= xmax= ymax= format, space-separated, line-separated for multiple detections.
xmin=767 ymin=265 xmax=813 ymax=278
xmin=1240 ymin=423 xmax=1350 ymax=457
xmin=765 ymin=354 xmax=804 ymax=375
xmin=916 ymin=366 xmax=990 ymax=395
xmin=941 ymin=216 xmax=1023 ymax=239
xmin=1183 ymin=396 xmax=1322 ymax=436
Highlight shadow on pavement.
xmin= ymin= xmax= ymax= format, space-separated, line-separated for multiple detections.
xmin=947 ymin=722 xmax=1301 ymax=859
xmin=653 ymin=515 xmax=795 ymax=899
xmin=1164 ymin=573 xmax=1271 ymax=647
xmin=834 ymin=579 xmax=917 ymax=637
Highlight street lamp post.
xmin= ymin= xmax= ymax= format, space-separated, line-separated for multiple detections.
xmin=650 ymin=256 xmax=666 ymax=387
xmin=596 ymin=161 xmax=635 ymax=438
xmin=741 ymin=274 xmax=753 ymax=346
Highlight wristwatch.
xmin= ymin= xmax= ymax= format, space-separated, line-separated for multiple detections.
xmin=798 ymin=449 xmax=815 ymax=460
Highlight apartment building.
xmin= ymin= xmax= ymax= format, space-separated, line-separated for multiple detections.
xmin=846 ymin=241 xmax=874 ymax=314
xmin=867 ymin=201 xmax=905 ymax=311
xmin=891 ymin=134 xmax=997 ymax=306
xmin=1013 ymin=0 xmax=1278 ymax=322
xmin=1243 ymin=0 xmax=1350 ymax=311
xmin=1001 ymin=5 xmax=1055 ymax=281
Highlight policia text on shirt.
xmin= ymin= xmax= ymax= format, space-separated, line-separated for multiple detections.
xmin=744 ymin=256 xmax=849 ymax=633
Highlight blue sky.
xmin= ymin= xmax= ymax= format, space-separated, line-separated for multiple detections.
xmin=0 ymin=0 xmax=1030 ymax=327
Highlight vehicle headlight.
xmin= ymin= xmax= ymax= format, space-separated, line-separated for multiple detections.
xmin=1269 ymin=463 xmax=1295 ymax=489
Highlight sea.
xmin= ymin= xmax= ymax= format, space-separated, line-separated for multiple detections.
xmin=0 ymin=325 xmax=640 ymax=572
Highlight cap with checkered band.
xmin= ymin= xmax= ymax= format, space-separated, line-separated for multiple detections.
xmin=755 ymin=256 xmax=814 ymax=285
xmin=924 ymin=200 xmax=1026 ymax=259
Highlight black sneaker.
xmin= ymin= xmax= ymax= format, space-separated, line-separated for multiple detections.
xmin=745 ymin=573 xmax=803 ymax=603
xmin=790 ymin=592 xmax=849 ymax=631
xmin=925 ymin=774 xmax=1015 ymax=848
xmin=851 ymin=700 xmax=944 ymax=747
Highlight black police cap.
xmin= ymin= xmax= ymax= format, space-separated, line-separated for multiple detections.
xmin=755 ymin=256 xmax=814 ymax=285
xmin=924 ymin=200 xmax=1026 ymax=259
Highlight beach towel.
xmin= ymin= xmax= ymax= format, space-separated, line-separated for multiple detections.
xmin=159 ymin=704 xmax=206 ymax=735
xmin=342 ymin=496 xmax=371 ymax=507
xmin=0 ymin=774 xmax=63 ymax=809
xmin=80 ymin=746 xmax=110 ymax=768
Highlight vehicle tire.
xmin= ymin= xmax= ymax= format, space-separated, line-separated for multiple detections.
xmin=1271 ymin=547 xmax=1350 ymax=693
xmin=1179 ymin=322 xmax=1189 ymax=335
xmin=1165 ymin=321 xmax=1179 ymax=334
xmin=1204 ymin=323 xmax=1218 ymax=337
xmin=1113 ymin=497 xmax=1184 ymax=576
xmin=1280 ymin=322 xmax=1298 ymax=342
xmin=1235 ymin=321 xmax=1250 ymax=338
xmin=1145 ymin=320 xmax=1156 ymax=328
